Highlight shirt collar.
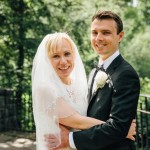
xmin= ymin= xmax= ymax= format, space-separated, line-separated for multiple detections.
xmin=98 ymin=50 xmax=120 ymax=70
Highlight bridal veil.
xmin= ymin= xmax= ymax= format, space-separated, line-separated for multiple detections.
xmin=32 ymin=33 xmax=88 ymax=149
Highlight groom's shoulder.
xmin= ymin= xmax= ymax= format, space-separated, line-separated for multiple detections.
xmin=118 ymin=58 xmax=139 ymax=77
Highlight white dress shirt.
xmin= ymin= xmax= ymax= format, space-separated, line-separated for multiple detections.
xmin=69 ymin=50 xmax=120 ymax=149
xmin=99 ymin=50 xmax=120 ymax=70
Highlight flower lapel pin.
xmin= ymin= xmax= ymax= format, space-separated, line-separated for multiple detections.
xmin=94 ymin=71 xmax=108 ymax=92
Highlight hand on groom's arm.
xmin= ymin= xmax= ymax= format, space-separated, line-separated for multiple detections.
xmin=44 ymin=120 xmax=136 ymax=150
xmin=45 ymin=125 xmax=70 ymax=150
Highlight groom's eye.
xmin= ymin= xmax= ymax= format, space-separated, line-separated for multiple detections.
xmin=92 ymin=31 xmax=97 ymax=35
xmin=103 ymin=32 xmax=110 ymax=35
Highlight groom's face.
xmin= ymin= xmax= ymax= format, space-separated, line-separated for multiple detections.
xmin=91 ymin=19 xmax=124 ymax=60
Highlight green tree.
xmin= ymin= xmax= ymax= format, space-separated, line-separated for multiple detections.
xmin=124 ymin=28 xmax=150 ymax=78
xmin=0 ymin=0 xmax=91 ymax=130
xmin=0 ymin=0 xmax=149 ymax=130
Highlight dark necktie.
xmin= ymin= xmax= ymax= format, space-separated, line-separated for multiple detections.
xmin=89 ymin=65 xmax=104 ymax=101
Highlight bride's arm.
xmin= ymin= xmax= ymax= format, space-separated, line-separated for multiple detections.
xmin=59 ymin=113 xmax=136 ymax=140
xmin=59 ymin=112 xmax=104 ymax=130
xmin=35 ymin=86 xmax=135 ymax=139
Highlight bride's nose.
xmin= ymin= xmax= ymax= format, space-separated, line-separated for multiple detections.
xmin=59 ymin=56 xmax=67 ymax=64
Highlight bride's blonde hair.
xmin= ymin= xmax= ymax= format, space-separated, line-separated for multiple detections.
xmin=46 ymin=32 xmax=75 ymax=56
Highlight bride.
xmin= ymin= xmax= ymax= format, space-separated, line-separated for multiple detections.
xmin=32 ymin=32 xmax=135 ymax=150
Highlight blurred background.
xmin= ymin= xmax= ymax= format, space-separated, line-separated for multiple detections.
xmin=0 ymin=0 xmax=150 ymax=149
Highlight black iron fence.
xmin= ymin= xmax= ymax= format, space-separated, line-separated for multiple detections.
xmin=0 ymin=88 xmax=35 ymax=132
xmin=0 ymin=88 xmax=150 ymax=149
xmin=136 ymin=94 xmax=150 ymax=150
xmin=0 ymin=89 xmax=18 ymax=131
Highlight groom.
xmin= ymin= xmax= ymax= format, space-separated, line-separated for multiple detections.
xmin=47 ymin=11 xmax=140 ymax=150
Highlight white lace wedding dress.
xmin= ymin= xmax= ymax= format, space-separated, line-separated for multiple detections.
xmin=62 ymin=84 xmax=88 ymax=150
xmin=33 ymin=82 xmax=88 ymax=150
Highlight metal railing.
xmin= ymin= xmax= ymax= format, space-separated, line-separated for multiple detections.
xmin=136 ymin=94 xmax=150 ymax=150
xmin=0 ymin=89 xmax=18 ymax=131
xmin=0 ymin=88 xmax=35 ymax=132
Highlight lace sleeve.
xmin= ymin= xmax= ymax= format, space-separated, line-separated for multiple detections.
xmin=33 ymin=83 xmax=77 ymax=119
xmin=33 ymin=83 xmax=78 ymax=149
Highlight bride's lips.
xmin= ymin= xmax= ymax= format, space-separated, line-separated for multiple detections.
xmin=58 ymin=66 xmax=70 ymax=72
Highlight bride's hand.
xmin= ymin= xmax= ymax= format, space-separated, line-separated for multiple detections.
xmin=126 ymin=119 xmax=136 ymax=141
xmin=44 ymin=134 xmax=60 ymax=150
xmin=45 ymin=124 xmax=69 ymax=150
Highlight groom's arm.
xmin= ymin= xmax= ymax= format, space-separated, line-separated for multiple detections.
xmin=73 ymin=69 xmax=140 ymax=150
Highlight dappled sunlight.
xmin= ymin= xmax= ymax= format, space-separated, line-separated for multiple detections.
xmin=0 ymin=136 xmax=36 ymax=150
xmin=0 ymin=143 xmax=10 ymax=148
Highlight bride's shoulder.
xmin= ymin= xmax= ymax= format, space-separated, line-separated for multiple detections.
xmin=35 ymin=82 xmax=54 ymax=93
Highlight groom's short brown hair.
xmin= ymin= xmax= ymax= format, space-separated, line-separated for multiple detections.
xmin=92 ymin=11 xmax=123 ymax=34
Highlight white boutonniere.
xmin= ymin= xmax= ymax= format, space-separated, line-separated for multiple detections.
xmin=94 ymin=71 xmax=108 ymax=91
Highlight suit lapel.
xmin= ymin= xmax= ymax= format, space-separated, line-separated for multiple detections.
xmin=88 ymin=68 xmax=97 ymax=102
xmin=89 ymin=90 xmax=97 ymax=103
xmin=88 ymin=55 xmax=124 ymax=104
xmin=105 ymin=54 xmax=124 ymax=76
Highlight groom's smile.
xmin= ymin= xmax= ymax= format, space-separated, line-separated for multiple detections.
xmin=90 ymin=18 xmax=124 ymax=60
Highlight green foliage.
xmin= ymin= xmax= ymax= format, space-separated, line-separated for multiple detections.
xmin=1 ymin=0 xmax=149 ymax=82
xmin=0 ymin=0 xmax=150 ymax=130
xmin=140 ymin=77 xmax=150 ymax=94
xmin=121 ymin=1 xmax=150 ymax=78
xmin=124 ymin=28 xmax=150 ymax=78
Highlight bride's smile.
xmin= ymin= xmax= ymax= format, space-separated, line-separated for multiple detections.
xmin=48 ymin=38 xmax=75 ymax=84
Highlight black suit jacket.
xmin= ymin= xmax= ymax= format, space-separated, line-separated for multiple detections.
xmin=73 ymin=55 xmax=140 ymax=150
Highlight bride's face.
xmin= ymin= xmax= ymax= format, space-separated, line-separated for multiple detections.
xmin=49 ymin=39 xmax=75 ymax=84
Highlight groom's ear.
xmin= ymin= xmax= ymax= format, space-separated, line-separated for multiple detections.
xmin=118 ymin=31 xmax=124 ymax=43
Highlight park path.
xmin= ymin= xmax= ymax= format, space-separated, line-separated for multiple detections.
xmin=0 ymin=132 xmax=36 ymax=150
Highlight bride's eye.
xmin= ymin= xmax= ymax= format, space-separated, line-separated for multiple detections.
xmin=64 ymin=52 xmax=71 ymax=57
xmin=52 ymin=55 xmax=60 ymax=59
